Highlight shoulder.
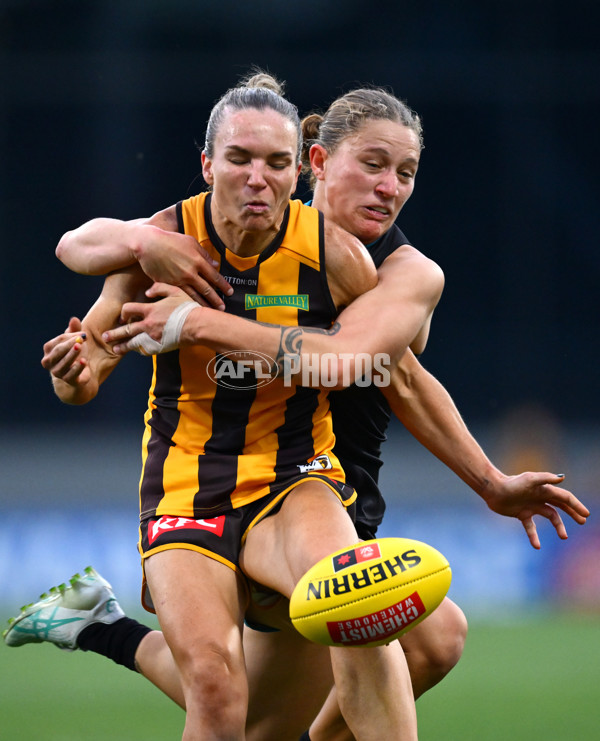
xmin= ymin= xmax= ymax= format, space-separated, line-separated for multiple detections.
xmin=323 ymin=218 xmax=378 ymax=311
xmin=146 ymin=204 xmax=179 ymax=232
xmin=324 ymin=219 xmax=376 ymax=273
xmin=378 ymin=243 xmax=444 ymax=297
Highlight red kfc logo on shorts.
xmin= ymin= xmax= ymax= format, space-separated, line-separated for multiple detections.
xmin=148 ymin=515 xmax=226 ymax=544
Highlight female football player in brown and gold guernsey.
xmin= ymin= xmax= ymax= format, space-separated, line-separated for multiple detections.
xmin=38 ymin=74 xmax=447 ymax=741
xmin=137 ymin=191 xmax=357 ymax=540
xmin=35 ymin=80 xmax=589 ymax=741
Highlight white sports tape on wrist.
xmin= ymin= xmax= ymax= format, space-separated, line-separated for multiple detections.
xmin=129 ymin=301 xmax=198 ymax=356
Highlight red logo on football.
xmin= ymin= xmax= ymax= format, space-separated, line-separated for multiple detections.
xmin=333 ymin=542 xmax=382 ymax=572
xmin=326 ymin=592 xmax=426 ymax=645
xmin=148 ymin=515 xmax=226 ymax=544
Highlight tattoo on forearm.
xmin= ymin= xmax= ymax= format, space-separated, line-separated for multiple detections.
xmin=273 ymin=322 xmax=341 ymax=375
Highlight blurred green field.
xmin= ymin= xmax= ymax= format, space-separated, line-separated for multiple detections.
xmin=1 ymin=612 xmax=598 ymax=740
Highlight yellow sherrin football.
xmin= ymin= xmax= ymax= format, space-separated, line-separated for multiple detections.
xmin=289 ymin=537 xmax=451 ymax=647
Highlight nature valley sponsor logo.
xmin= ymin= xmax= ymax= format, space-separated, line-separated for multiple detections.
xmin=245 ymin=294 xmax=309 ymax=310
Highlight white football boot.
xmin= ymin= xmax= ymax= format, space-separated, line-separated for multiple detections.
xmin=3 ymin=566 xmax=125 ymax=650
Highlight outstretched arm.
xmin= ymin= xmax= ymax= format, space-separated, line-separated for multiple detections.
xmin=41 ymin=267 xmax=150 ymax=404
xmin=55 ymin=206 xmax=232 ymax=309
xmin=383 ymin=350 xmax=590 ymax=547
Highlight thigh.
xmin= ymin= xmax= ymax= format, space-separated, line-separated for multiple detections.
xmin=245 ymin=625 xmax=332 ymax=741
xmin=145 ymin=548 xmax=246 ymax=667
xmin=240 ymin=479 xmax=359 ymax=598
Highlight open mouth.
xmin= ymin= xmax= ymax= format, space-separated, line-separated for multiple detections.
xmin=364 ymin=205 xmax=390 ymax=219
xmin=245 ymin=202 xmax=270 ymax=214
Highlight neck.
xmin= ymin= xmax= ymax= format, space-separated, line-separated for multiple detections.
xmin=311 ymin=184 xmax=328 ymax=216
xmin=217 ymin=223 xmax=279 ymax=257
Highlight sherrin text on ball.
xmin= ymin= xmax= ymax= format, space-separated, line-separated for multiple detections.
xmin=289 ymin=537 xmax=451 ymax=647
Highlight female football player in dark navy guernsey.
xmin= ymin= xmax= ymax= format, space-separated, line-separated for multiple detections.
xmin=29 ymin=83 xmax=589 ymax=741
xmin=328 ymin=223 xmax=411 ymax=541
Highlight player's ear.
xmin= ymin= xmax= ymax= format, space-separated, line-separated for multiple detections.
xmin=201 ymin=151 xmax=214 ymax=186
xmin=309 ymin=144 xmax=328 ymax=182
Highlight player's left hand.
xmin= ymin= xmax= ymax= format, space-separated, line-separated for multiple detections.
xmin=482 ymin=472 xmax=590 ymax=549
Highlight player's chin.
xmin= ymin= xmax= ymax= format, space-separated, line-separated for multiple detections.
xmin=353 ymin=217 xmax=392 ymax=244
xmin=356 ymin=226 xmax=387 ymax=245
xmin=240 ymin=213 xmax=276 ymax=232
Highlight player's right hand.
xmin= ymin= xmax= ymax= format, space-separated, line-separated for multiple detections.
xmin=41 ymin=316 xmax=91 ymax=387
xmin=134 ymin=227 xmax=232 ymax=310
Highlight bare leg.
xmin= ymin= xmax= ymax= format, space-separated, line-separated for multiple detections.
xmin=241 ymin=482 xmax=418 ymax=741
xmin=134 ymin=610 xmax=333 ymax=741
xmin=400 ymin=597 xmax=467 ymax=698
xmin=134 ymin=629 xmax=185 ymax=708
xmin=245 ymin=627 xmax=332 ymax=741
xmin=133 ymin=569 xmax=465 ymax=739
xmin=145 ymin=549 xmax=247 ymax=741
xmin=309 ymin=597 xmax=467 ymax=740
xmin=329 ymin=640 xmax=416 ymax=740
xmin=307 ymin=688 xmax=353 ymax=741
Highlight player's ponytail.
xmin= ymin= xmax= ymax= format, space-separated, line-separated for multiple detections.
xmin=300 ymin=113 xmax=323 ymax=176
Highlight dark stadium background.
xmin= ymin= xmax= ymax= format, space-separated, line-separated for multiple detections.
xmin=2 ymin=0 xmax=599 ymax=427
xmin=1 ymin=0 xmax=599 ymax=615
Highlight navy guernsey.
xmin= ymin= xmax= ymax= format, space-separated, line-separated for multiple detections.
xmin=330 ymin=223 xmax=411 ymax=539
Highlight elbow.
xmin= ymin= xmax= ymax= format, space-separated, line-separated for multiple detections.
xmin=55 ymin=230 xmax=97 ymax=275
xmin=62 ymin=397 xmax=85 ymax=406
xmin=431 ymin=262 xmax=445 ymax=307
xmin=55 ymin=233 xmax=69 ymax=264
xmin=58 ymin=392 xmax=95 ymax=406
xmin=427 ymin=257 xmax=445 ymax=293
xmin=54 ymin=389 xmax=90 ymax=406
xmin=52 ymin=380 xmax=97 ymax=406
xmin=393 ymin=352 xmax=424 ymax=397
xmin=55 ymin=231 xmax=83 ymax=272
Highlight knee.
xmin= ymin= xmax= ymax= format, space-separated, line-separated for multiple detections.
xmin=402 ymin=599 xmax=468 ymax=697
xmin=180 ymin=642 xmax=247 ymax=728
xmin=427 ymin=600 xmax=468 ymax=674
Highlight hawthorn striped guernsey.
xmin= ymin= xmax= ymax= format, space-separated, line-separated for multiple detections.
xmin=138 ymin=193 xmax=348 ymax=521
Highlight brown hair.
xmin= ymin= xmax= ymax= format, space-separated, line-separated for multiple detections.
xmin=203 ymin=69 xmax=302 ymax=164
xmin=301 ymin=88 xmax=423 ymax=185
